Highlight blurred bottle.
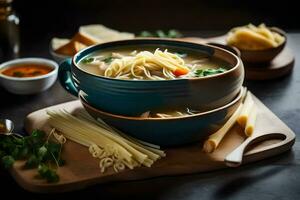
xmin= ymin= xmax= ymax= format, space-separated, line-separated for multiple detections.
xmin=0 ymin=0 xmax=19 ymax=63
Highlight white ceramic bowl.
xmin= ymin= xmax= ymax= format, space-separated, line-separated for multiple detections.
xmin=0 ymin=58 xmax=58 ymax=95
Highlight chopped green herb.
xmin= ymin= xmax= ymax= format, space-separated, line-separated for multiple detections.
xmin=156 ymin=30 xmax=167 ymax=38
xmin=12 ymin=71 xmax=24 ymax=77
xmin=19 ymin=146 xmax=30 ymax=159
xmin=139 ymin=31 xmax=153 ymax=37
xmin=25 ymin=154 xmax=40 ymax=168
xmin=0 ymin=129 xmax=64 ymax=183
xmin=82 ymin=57 xmax=94 ymax=64
xmin=1 ymin=155 xmax=15 ymax=169
xmin=102 ymin=56 xmax=114 ymax=64
xmin=175 ymin=52 xmax=187 ymax=58
xmin=194 ymin=68 xmax=227 ymax=77
xmin=38 ymin=163 xmax=59 ymax=183
xmin=38 ymin=146 xmax=48 ymax=159
xmin=11 ymin=146 xmax=22 ymax=159
xmin=168 ymin=29 xmax=183 ymax=38
xmin=139 ymin=29 xmax=183 ymax=38
xmin=31 ymin=129 xmax=46 ymax=139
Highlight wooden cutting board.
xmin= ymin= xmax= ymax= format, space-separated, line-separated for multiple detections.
xmin=182 ymin=36 xmax=295 ymax=80
xmin=10 ymin=94 xmax=295 ymax=193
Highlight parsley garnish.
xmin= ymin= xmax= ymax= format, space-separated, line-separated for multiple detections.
xmin=139 ymin=30 xmax=183 ymax=38
xmin=38 ymin=163 xmax=59 ymax=183
xmin=1 ymin=155 xmax=15 ymax=169
xmin=175 ymin=52 xmax=187 ymax=58
xmin=103 ymin=56 xmax=114 ymax=64
xmin=12 ymin=71 xmax=24 ymax=77
xmin=194 ymin=68 xmax=227 ymax=77
xmin=82 ymin=57 xmax=94 ymax=64
xmin=82 ymin=56 xmax=114 ymax=64
xmin=0 ymin=130 xmax=64 ymax=183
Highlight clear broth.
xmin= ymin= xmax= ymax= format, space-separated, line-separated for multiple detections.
xmin=78 ymin=47 xmax=231 ymax=79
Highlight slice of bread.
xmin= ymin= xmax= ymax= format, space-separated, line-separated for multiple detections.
xmin=52 ymin=24 xmax=135 ymax=56
xmin=55 ymin=40 xmax=87 ymax=56
xmin=51 ymin=38 xmax=70 ymax=51
xmin=79 ymin=24 xmax=134 ymax=43
xmin=71 ymin=32 xmax=100 ymax=46
xmin=74 ymin=41 xmax=87 ymax=52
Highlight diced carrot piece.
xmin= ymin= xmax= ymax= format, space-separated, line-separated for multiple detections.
xmin=173 ymin=68 xmax=189 ymax=76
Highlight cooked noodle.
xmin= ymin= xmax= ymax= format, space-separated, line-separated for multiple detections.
xmin=104 ymin=49 xmax=189 ymax=80
xmin=79 ymin=48 xmax=230 ymax=81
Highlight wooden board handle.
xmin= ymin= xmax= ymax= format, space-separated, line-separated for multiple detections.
xmin=225 ymin=133 xmax=287 ymax=167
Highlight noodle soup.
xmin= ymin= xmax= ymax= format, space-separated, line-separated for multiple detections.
xmin=59 ymin=39 xmax=244 ymax=116
xmin=78 ymin=47 xmax=230 ymax=80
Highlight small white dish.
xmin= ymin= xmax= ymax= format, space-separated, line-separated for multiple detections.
xmin=0 ymin=58 xmax=58 ymax=95
xmin=49 ymin=45 xmax=70 ymax=64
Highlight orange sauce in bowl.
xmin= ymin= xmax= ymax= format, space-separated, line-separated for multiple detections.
xmin=1 ymin=64 xmax=53 ymax=78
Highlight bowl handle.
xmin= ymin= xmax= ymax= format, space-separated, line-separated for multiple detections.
xmin=58 ymin=58 xmax=79 ymax=97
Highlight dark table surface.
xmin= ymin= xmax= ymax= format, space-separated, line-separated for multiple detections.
xmin=0 ymin=32 xmax=299 ymax=199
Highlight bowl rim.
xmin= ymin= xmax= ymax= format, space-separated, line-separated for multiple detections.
xmin=228 ymin=26 xmax=287 ymax=52
xmin=0 ymin=58 xmax=58 ymax=81
xmin=80 ymin=87 xmax=243 ymax=121
xmin=49 ymin=46 xmax=71 ymax=59
xmin=72 ymin=38 xmax=242 ymax=82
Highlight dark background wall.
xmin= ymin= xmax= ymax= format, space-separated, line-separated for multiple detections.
xmin=14 ymin=0 xmax=298 ymax=34
xmin=12 ymin=0 xmax=298 ymax=55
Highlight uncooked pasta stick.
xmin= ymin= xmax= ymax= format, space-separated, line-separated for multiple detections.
xmin=203 ymin=103 xmax=243 ymax=153
xmin=48 ymin=111 xmax=132 ymax=159
xmin=48 ymin=111 xmax=135 ymax=164
xmin=237 ymin=91 xmax=254 ymax=127
xmin=47 ymin=110 xmax=165 ymax=173
xmin=76 ymin=111 xmax=164 ymax=153
xmin=245 ymin=105 xmax=257 ymax=137
xmin=55 ymin=110 xmax=152 ymax=164
xmin=75 ymin=111 xmax=165 ymax=159
xmin=62 ymin=111 xmax=150 ymax=164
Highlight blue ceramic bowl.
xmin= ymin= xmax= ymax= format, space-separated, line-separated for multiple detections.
xmin=80 ymin=88 xmax=243 ymax=146
xmin=59 ymin=39 xmax=244 ymax=116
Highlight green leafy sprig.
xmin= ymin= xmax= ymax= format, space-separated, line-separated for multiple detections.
xmin=82 ymin=55 xmax=114 ymax=65
xmin=0 ymin=130 xmax=64 ymax=183
xmin=194 ymin=68 xmax=227 ymax=77
xmin=139 ymin=30 xmax=183 ymax=38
